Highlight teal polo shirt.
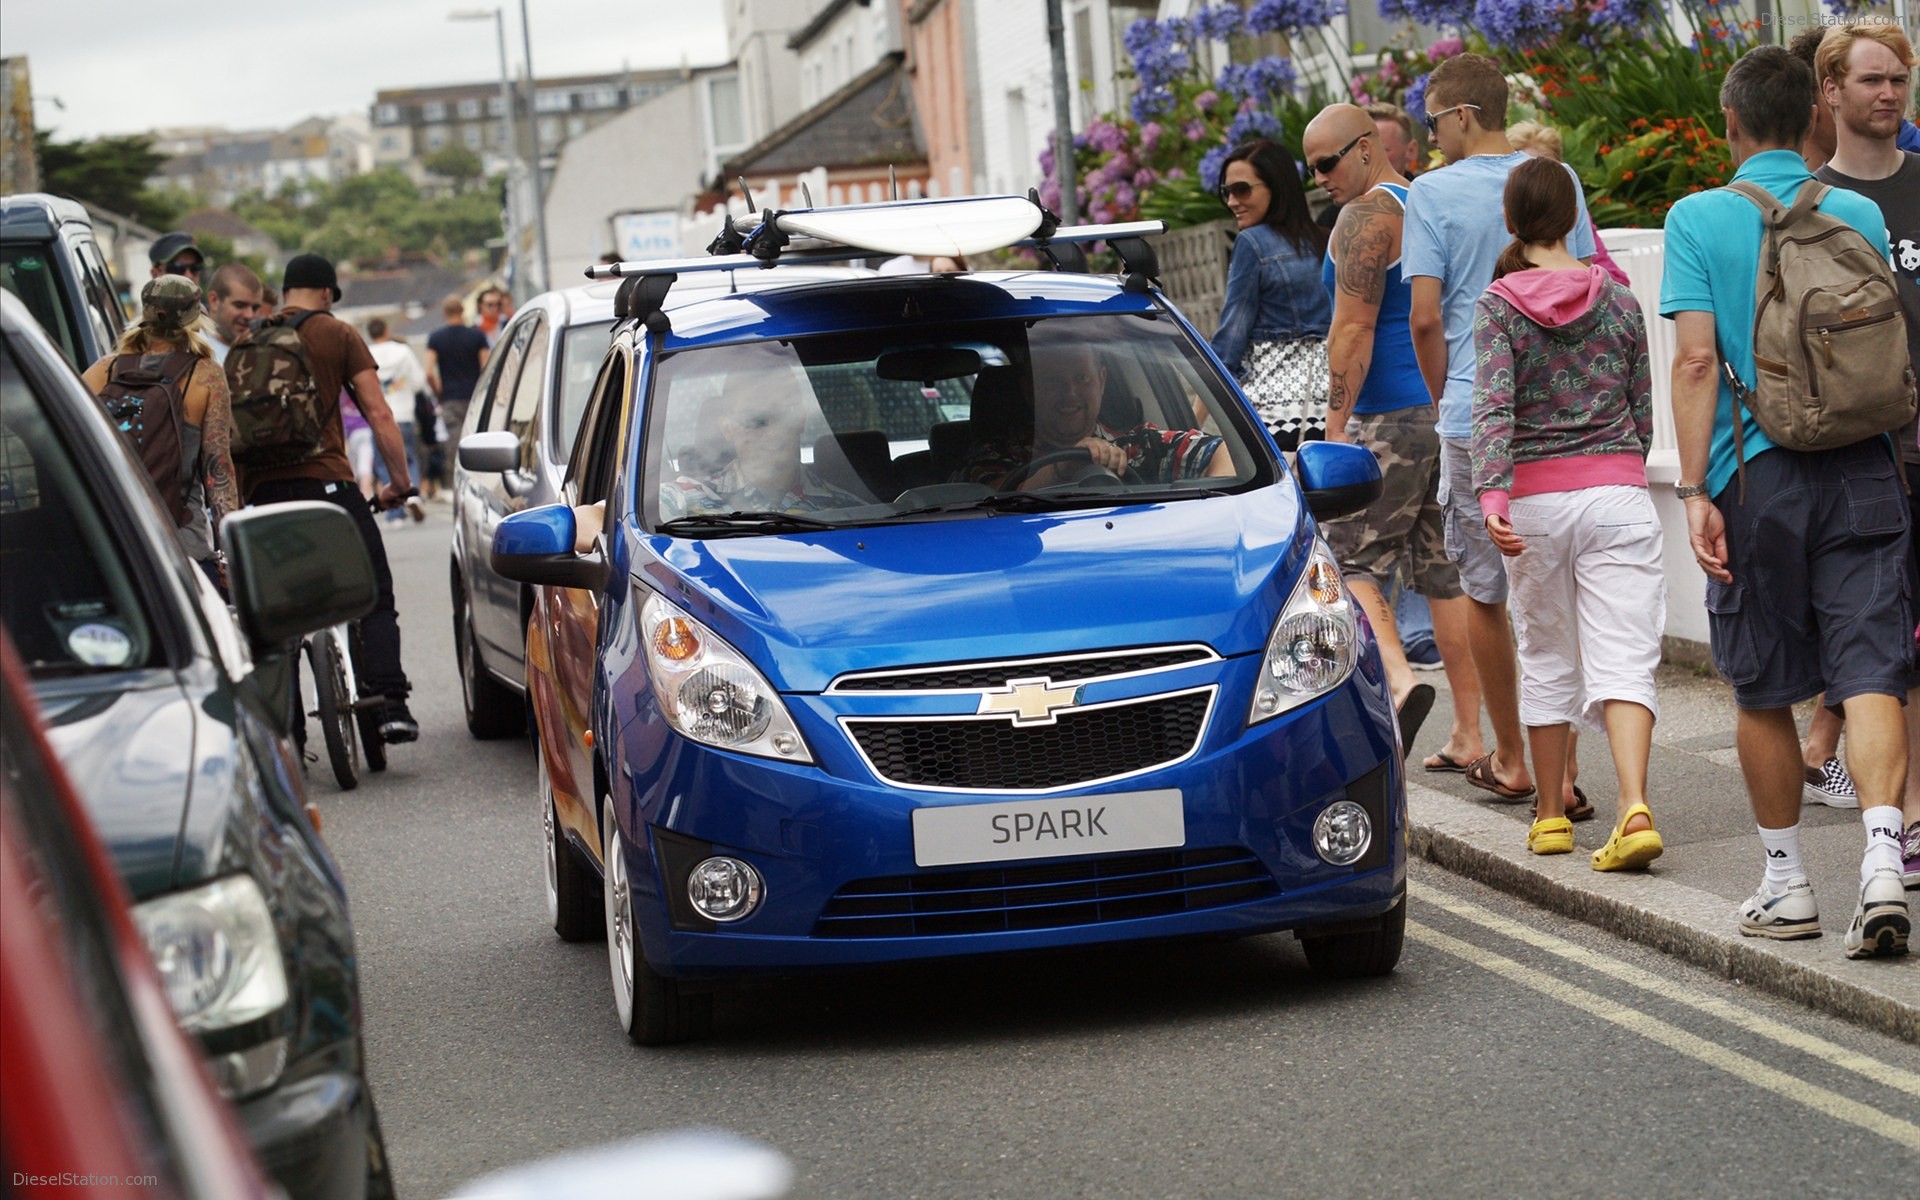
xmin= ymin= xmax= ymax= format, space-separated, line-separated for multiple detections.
xmin=1660 ymin=149 xmax=1892 ymax=499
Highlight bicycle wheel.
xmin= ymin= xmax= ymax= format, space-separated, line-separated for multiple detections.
xmin=308 ymin=633 xmax=360 ymax=791
xmin=348 ymin=624 xmax=388 ymax=773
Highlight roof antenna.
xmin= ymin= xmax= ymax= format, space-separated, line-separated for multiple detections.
xmin=800 ymin=180 xmax=815 ymax=209
xmin=889 ymin=164 xmax=898 ymax=201
xmin=736 ymin=177 xmax=756 ymax=213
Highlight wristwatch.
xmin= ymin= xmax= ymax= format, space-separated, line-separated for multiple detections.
xmin=1674 ymin=481 xmax=1709 ymax=500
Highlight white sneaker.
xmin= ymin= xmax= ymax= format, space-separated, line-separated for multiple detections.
xmin=1801 ymin=758 xmax=1858 ymax=809
xmin=1843 ymin=868 xmax=1910 ymax=960
xmin=1738 ymin=877 xmax=1821 ymax=940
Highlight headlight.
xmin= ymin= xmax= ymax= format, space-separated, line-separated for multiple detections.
xmin=1248 ymin=537 xmax=1359 ymax=725
xmin=640 ymin=592 xmax=813 ymax=762
xmin=133 ymin=874 xmax=290 ymax=1096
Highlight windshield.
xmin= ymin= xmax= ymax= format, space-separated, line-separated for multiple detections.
xmin=0 ymin=343 xmax=159 ymax=675
xmin=642 ymin=313 xmax=1270 ymax=532
xmin=0 ymin=242 xmax=83 ymax=371
xmin=558 ymin=319 xmax=617 ymax=456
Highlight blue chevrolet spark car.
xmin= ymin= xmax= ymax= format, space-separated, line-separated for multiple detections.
xmin=492 ymin=198 xmax=1403 ymax=1044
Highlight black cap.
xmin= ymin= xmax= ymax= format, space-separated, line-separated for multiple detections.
xmin=149 ymin=231 xmax=202 ymax=267
xmin=282 ymin=253 xmax=342 ymax=303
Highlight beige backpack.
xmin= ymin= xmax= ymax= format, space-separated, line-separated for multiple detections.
xmin=1722 ymin=181 xmax=1916 ymax=497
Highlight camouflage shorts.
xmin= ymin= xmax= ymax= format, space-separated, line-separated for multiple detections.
xmin=1320 ymin=405 xmax=1462 ymax=599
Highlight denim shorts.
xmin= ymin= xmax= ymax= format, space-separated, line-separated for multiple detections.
xmin=1706 ymin=441 xmax=1914 ymax=710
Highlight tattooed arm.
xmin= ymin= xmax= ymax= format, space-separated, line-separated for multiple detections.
xmin=1324 ymin=188 xmax=1402 ymax=442
xmin=195 ymin=361 xmax=241 ymax=531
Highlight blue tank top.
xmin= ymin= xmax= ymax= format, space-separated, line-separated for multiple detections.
xmin=1321 ymin=183 xmax=1426 ymax=415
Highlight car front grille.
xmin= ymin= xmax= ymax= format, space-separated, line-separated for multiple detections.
xmin=814 ymin=846 xmax=1277 ymax=938
xmin=844 ymin=690 xmax=1211 ymax=791
xmin=830 ymin=646 xmax=1215 ymax=692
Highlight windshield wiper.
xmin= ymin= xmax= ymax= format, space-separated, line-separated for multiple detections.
xmin=655 ymin=510 xmax=843 ymax=536
xmin=893 ymin=487 xmax=1225 ymax=519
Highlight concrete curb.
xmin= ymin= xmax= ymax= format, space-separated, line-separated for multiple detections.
xmin=1407 ymin=781 xmax=1919 ymax=1044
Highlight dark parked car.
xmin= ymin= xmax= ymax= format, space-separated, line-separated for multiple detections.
xmin=1 ymin=630 xmax=274 ymax=1200
xmin=0 ymin=193 xmax=127 ymax=372
xmin=0 ymin=287 xmax=394 ymax=1200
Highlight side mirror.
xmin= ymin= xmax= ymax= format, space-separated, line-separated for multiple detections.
xmin=221 ymin=502 xmax=376 ymax=654
xmin=459 ymin=429 xmax=521 ymax=473
xmin=1294 ymin=441 xmax=1383 ymax=521
xmin=491 ymin=504 xmax=609 ymax=590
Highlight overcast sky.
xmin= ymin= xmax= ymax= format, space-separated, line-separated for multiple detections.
xmin=2 ymin=0 xmax=731 ymax=141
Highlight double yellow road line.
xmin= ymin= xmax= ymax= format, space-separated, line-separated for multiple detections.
xmin=1406 ymin=881 xmax=1920 ymax=1146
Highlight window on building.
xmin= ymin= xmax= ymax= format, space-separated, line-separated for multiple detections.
xmin=539 ymin=116 xmax=562 ymax=143
xmin=378 ymin=133 xmax=401 ymax=153
xmin=707 ymin=75 xmax=744 ymax=151
xmin=424 ymin=101 xmax=447 ymax=121
xmin=464 ymin=125 xmax=483 ymax=149
xmin=374 ymin=103 xmax=401 ymax=125
xmin=427 ymin=127 xmax=448 ymax=150
xmin=457 ymin=98 xmax=482 ymax=118
xmin=1073 ymin=5 xmax=1096 ymax=96
xmin=1006 ymin=89 xmax=1031 ymax=193
xmin=536 ymin=90 xmax=571 ymax=113
xmin=583 ymin=86 xmax=619 ymax=110
xmin=488 ymin=95 xmax=506 ymax=117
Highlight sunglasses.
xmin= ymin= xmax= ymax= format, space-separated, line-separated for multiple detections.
xmin=1422 ymin=102 xmax=1481 ymax=133
xmin=1216 ymin=179 xmax=1263 ymax=202
xmin=165 ymin=259 xmax=204 ymax=276
xmin=1309 ymin=134 xmax=1366 ymax=177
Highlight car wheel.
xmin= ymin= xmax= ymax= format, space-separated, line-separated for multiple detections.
xmin=542 ymin=748 xmax=603 ymax=942
xmin=308 ymin=635 xmax=359 ymax=791
xmin=457 ymin=586 xmax=525 ymax=740
xmin=1300 ymin=896 xmax=1406 ymax=979
xmin=602 ymin=803 xmax=711 ymax=1045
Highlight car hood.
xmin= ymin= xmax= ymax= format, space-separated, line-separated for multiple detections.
xmin=642 ymin=489 xmax=1311 ymax=693
xmin=35 ymin=670 xmax=206 ymax=899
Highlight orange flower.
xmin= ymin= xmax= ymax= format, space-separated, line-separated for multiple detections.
xmin=1623 ymin=170 xmax=1636 ymax=181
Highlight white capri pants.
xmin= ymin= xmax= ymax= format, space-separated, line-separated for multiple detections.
xmin=346 ymin=426 xmax=374 ymax=483
xmin=1504 ymin=485 xmax=1665 ymax=730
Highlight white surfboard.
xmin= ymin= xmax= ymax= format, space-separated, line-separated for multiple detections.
xmin=772 ymin=195 xmax=1044 ymax=259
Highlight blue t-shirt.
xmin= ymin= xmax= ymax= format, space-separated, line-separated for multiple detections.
xmin=1659 ymin=150 xmax=1892 ymax=500
xmin=1402 ymin=151 xmax=1597 ymax=439
xmin=1320 ymin=182 xmax=1425 ymax=414
xmin=427 ymin=323 xmax=490 ymax=402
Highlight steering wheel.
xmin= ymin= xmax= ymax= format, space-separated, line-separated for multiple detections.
xmin=1000 ymin=447 xmax=1134 ymax=491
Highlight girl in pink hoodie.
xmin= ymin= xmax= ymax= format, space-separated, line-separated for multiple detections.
xmin=1470 ymin=157 xmax=1664 ymax=871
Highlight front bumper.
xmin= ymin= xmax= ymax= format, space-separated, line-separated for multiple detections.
xmin=238 ymin=1071 xmax=372 ymax=1200
xmin=607 ymin=652 xmax=1405 ymax=978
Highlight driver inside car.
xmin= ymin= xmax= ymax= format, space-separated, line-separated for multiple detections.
xmin=963 ymin=342 xmax=1236 ymax=491
xmin=658 ymin=368 xmax=864 ymax=521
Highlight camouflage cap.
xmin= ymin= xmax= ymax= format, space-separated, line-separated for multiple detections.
xmin=139 ymin=275 xmax=205 ymax=330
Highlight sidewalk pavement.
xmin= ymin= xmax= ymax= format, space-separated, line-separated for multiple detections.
xmin=1403 ymin=662 xmax=1918 ymax=1044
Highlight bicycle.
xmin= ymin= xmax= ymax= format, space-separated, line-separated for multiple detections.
xmin=299 ymin=619 xmax=387 ymax=791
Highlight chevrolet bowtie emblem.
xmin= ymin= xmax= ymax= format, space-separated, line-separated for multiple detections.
xmin=978 ymin=677 xmax=1082 ymax=725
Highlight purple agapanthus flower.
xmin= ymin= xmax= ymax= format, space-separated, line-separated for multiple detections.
xmin=1402 ymin=72 xmax=1431 ymax=123
xmin=1199 ymin=145 xmax=1232 ymax=192
xmin=1472 ymin=0 xmax=1574 ymax=50
xmin=1226 ymin=107 xmax=1285 ymax=146
xmin=1131 ymin=85 xmax=1177 ymax=121
xmin=1246 ymin=0 xmax=1350 ymax=35
xmin=1247 ymin=56 xmax=1299 ymax=99
xmin=1378 ymin=0 xmax=1474 ymax=26
xmin=1188 ymin=4 xmax=1244 ymax=40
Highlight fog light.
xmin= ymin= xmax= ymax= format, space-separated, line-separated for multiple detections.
xmin=686 ymin=857 xmax=763 ymax=922
xmin=1312 ymin=800 xmax=1372 ymax=866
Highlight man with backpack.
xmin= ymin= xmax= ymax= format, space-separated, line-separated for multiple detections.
xmin=1663 ymin=45 xmax=1916 ymax=958
xmin=229 ymin=252 xmax=420 ymax=744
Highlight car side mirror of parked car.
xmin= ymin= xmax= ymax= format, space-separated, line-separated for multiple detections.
xmin=491 ymin=504 xmax=611 ymax=591
xmin=222 ymin=501 xmax=378 ymax=655
xmin=459 ymin=430 xmax=521 ymax=474
xmin=1294 ymin=441 xmax=1384 ymax=522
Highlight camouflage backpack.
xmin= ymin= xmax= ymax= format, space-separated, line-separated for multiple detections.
xmin=98 ymin=351 xmax=196 ymax=527
xmin=225 ymin=311 xmax=328 ymax=468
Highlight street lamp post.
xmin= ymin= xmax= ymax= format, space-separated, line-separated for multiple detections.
xmin=516 ymin=0 xmax=551 ymax=295
xmin=450 ymin=9 xmax=520 ymax=286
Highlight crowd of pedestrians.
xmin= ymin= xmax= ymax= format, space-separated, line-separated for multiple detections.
xmin=77 ymin=226 xmax=520 ymax=759
xmin=1210 ymin=26 xmax=1917 ymax=959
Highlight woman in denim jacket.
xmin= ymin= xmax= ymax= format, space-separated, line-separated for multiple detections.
xmin=1210 ymin=139 xmax=1333 ymax=449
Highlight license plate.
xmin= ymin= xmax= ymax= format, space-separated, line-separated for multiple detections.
xmin=911 ymin=789 xmax=1185 ymax=868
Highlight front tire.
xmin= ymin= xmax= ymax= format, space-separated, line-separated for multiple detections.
xmin=457 ymin=586 xmax=525 ymax=740
xmin=542 ymin=749 xmax=602 ymax=942
xmin=603 ymin=805 xmax=710 ymax=1045
xmin=1300 ymin=896 xmax=1406 ymax=979
xmin=308 ymin=635 xmax=359 ymax=791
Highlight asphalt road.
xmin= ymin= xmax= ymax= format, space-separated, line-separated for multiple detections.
xmin=322 ymin=509 xmax=1920 ymax=1200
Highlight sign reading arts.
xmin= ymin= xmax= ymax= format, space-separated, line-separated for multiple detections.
xmin=611 ymin=210 xmax=683 ymax=262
